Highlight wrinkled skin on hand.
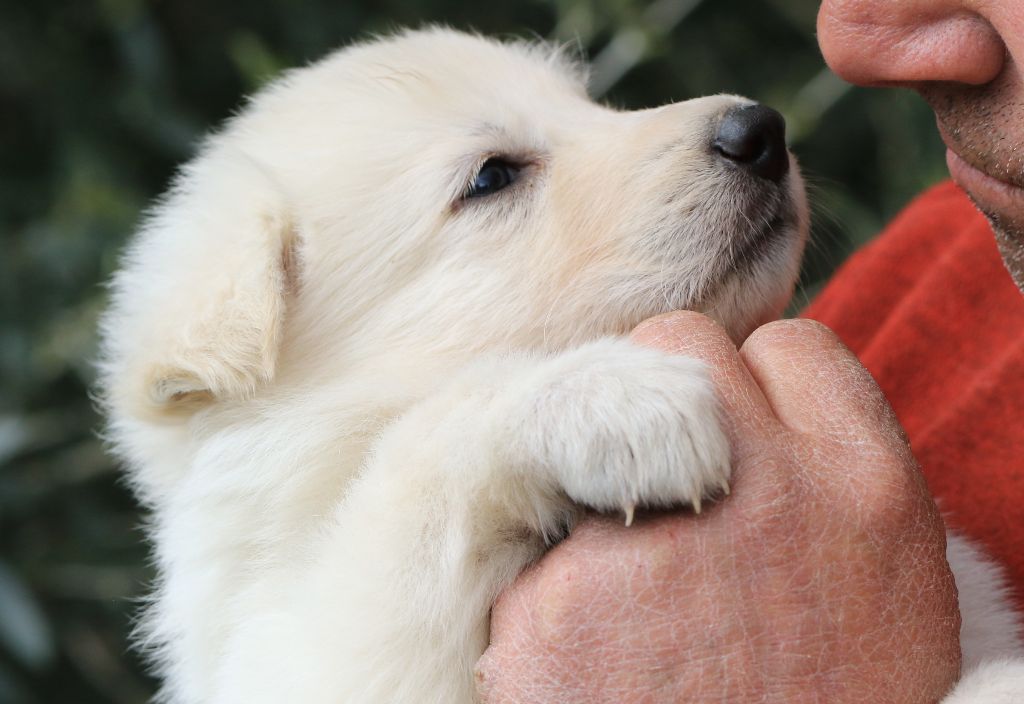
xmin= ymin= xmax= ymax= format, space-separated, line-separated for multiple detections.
xmin=476 ymin=313 xmax=961 ymax=703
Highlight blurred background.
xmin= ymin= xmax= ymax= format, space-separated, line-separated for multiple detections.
xmin=0 ymin=0 xmax=948 ymax=701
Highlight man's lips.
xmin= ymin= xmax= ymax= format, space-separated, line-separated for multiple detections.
xmin=937 ymin=121 xmax=1024 ymax=218
xmin=946 ymin=147 xmax=1024 ymax=216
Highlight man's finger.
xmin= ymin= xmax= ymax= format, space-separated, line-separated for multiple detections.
xmin=739 ymin=319 xmax=909 ymax=455
xmin=630 ymin=311 xmax=779 ymax=455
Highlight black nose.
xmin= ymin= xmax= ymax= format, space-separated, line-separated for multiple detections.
xmin=713 ymin=104 xmax=789 ymax=183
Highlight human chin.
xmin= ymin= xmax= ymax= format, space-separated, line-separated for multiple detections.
xmin=946 ymin=147 xmax=1024 ymax=227
xmin=921 ymin=73 xmax=1024 ymax=290
xmin=984 ymin=215 xmax=1024 ymax=292
xmin=945 ymin=148 xmax=1024 ymax=290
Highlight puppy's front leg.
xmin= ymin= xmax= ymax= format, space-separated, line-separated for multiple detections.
xmin=213 ymin=338 xmax=729 ymax=704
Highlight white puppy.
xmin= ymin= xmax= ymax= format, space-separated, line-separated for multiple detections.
xmin=99 ymin=28 xmax=1022 ymax=704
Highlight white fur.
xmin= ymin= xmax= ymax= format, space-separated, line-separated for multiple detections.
xmin=943 ymin=534 xmax=1024 ymax=700
xmin=97 ymin=28 xmax=1021 ymax=703
xmin=944 ymin=660 xmax=1024 ymax=703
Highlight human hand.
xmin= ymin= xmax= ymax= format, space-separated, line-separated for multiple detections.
xmin=475 ymin=312 xmax=961 ymax=703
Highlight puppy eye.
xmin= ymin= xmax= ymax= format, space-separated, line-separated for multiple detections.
xmin=465 ymin=158 xmax=520 ymax=198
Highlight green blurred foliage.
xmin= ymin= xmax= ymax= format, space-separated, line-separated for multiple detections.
xmin=0 ymin=0 xmax=947 ymax=701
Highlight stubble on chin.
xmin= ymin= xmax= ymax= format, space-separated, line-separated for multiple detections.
xmin=985 ymin=211 xmax=1024 ymax=292
xmin=917 ymin=73 xmax=1024 ymax=292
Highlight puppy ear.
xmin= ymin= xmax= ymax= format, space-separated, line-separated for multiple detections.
xmin=104 ymin=148 xmax=298 ymax=413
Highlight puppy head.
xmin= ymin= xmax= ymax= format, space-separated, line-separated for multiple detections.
xmin=100 ymin=28 xmax=807 ymax=425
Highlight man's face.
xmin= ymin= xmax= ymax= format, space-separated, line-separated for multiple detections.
xmin=817 ymin=0 xmax=1024 ymax=290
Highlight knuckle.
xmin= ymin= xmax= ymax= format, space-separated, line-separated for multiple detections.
xmin=834 ymin=444 xmax=936 ymax=533
xmin=744 ymin=317 xmax=842 ymax=352
xmin=630 ymin=311 xmax=734 ymax=357
xmin=505 ymin=556 xmax=588 ymax=645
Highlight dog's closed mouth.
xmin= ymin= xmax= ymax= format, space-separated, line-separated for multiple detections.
xmin=731 ymin=210 xmax=788 ymax=270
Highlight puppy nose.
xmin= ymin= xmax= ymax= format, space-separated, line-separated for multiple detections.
xmin=713 ymin=104 xmax=789 ymax=183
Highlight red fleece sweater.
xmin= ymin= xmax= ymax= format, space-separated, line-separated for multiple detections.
xmin=804 ymin=181 xmax=1024 ymax=610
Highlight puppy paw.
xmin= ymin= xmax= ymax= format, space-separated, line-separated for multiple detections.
xmin=512 ymin=338 xmax=731 ymax=521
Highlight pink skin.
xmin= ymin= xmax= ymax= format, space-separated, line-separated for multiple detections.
xmin=476 ymin=314 xmax=961 ymax=703
xmin=476 ymin=2 xmax=1024 ymax=701
xmin=818 ymin=0 xmax=1024 ymax=287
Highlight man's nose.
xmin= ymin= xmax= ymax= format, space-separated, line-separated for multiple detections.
xmin=816 ymin=0 xmax=1005 ymax=87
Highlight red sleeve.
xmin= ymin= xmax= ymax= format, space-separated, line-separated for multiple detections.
xmin=805 ymin=181 xmax=1024 ymax=609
